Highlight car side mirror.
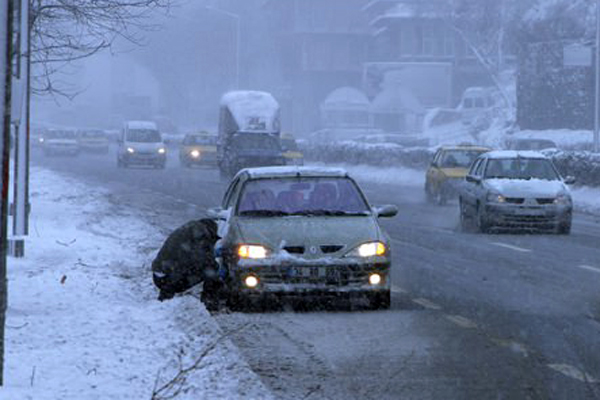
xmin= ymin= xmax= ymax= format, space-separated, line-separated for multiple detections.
xmin=564 ymin=176 xmax=576 ymax=185
xmin=207 ymin=207 xmax=230 ymax=220
xmin=466 ymin=175 xmax=481 ymax=184
xmin=373 ymin=204 xmax=398 ymax=218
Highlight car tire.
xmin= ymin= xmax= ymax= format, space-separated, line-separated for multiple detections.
xmin=425 ymin=183 xmax=435 ymax=204
xmin=367 ymin=290 xmax=390 ymax=310
xmin=436 ymin=189 xmax=447 ymax=206
xmin=477 ymin=203 xmax=490 ymax=234
xmin=459 ymin=198 xmax=474 ymax=232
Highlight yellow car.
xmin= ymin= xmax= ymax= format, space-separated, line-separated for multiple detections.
xmin=425 ymin=145 xmax=491 ymax=205
xmin=179 ymin=132 xmax=218 ymax=167
xmin=281 ymin=134 xmax=304 ymax=166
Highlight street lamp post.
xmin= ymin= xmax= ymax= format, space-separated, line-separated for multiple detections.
xmin=595 ymin=0 xmax=600 ymax=152
xmin=206 ymin=6 xmax=241 ymax=89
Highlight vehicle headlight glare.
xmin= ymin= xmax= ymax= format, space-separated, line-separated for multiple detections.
xmin=190 ymin=150 xmax=200 ymax=158
xmin=127 ymin=147 xmax=135 ymax=154
xmin=244 ymin=275 xmax=259 ymax=288
xmin=369 ymin=273 xmax=382 ymax=285
xmin=238 ymin=244 xmax=268 ymax=259
xmin=357 ymin=242 xmax=386 ymax=257
xmin=158 ymin=148 xmax=166 ymax=154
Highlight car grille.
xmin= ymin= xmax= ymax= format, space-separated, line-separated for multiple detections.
xmin=505 ymin=197 xmax=524 ymax=204
xmin=536 ymin=198 xmax=555 ymax=205
xmin=248 ymin=264 xmax=387 ymax=286
xmin=283 ymin=246 xmax=304 ymax=254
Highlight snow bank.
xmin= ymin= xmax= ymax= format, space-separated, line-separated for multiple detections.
xmin=1 ymin=168 xmax=273 ymax=400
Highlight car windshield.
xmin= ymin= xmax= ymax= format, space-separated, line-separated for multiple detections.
xmin=185 ymin=135 xmax=216 ymax=145
xmin=126 ymin=129 xmax=161 ymax=143
xmin=485 ymin=158 xmax=559 ymax=180
xmin=232 ymin=134 xmax=281 ymax=150
xmin=237 ymin=177 xmax=370 ymax=216
xmin=440 ymin=150 xmax=484 ymax=168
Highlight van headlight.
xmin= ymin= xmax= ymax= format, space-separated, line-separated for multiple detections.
xmin=238 ymin=244 xmax=269 ymax=259
xmin=346 ymin=241 xmax=387 ymax=258
xmin=190 ymin=150 xmax=200 ymax=158
xmin=158 ymin=148 xmax=166 ymax=154
xmin=127 ymin=147 xmax=135 ymax=154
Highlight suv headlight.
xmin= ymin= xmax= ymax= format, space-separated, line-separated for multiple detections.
xmin=486 ymin=191 xmax=506 ymax=203
xmin=190 ymin=150 xmax=200 ymax=158
xmin=158 ymin=147 xmax=166 ymax=154
xmin=127 ymin=147 xmax=135 ymax=154
xmin=238 ymin=244 xmax=269 ymax=259
xmin=346 ymin=241 xmax=387 ymax=258
xmin=554 ymin=193 xmax=572 ymax=205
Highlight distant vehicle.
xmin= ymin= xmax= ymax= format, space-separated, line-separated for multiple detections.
xmin=425 ymin=145 xmax=491 ymax=205
xmin=117 ymin=121 xmax=167 ymax=169
xmin=505 ymin=138 xmax=557 ymax=151
xmin=179 ymin=132 xmax=218 ymax=167
xmin=31 ymin=128 xmax=47 ymax=149
xmin=458 ymin=87 xmax=494 ymax=126
xmin=206 ymin=166 xmax=398 ymax=311
xmin=280 ymin=134 xmax=304 ymax=166
xmin=42 ymin=129 xmax=80 ymax=156
xmin=217 ymin=91 xmax=285 ymax=178
xmin=459 ymin=151 xmax=574 ymax=234
xmin=78 ymin=129 xmax=109 ymax=153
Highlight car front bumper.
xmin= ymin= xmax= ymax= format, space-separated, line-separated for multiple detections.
xmin=124 ymin=153 xmax=166 ymax=165
xmin=485 ymin=203 xmax=572 ymax=228
xmin=229 ymin=261 xmax=390 ymax=295
xmin=182 ymin=152 xmax=217 ymax=165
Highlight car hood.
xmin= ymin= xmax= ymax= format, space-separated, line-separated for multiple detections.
xmin=125 ymin=142 xmax=164 ymax=152
xmin=439 ymin=167 xmax=469 ymax=178
xmin=485 ymin=178 xmax=568 ymax=198
xmin=233 ymin=216 xmax=381 ymax=259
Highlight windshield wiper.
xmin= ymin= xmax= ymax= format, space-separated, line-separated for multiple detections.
xmin=291 ymin=210 xmax=365 ymax=216
xmin=238 ymin=210 xmax=291 ymax=217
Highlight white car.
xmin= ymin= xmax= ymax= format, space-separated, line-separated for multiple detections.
xmin=42 ymin=129 xmax=80 ymax=156
xmin=459 ymin=151 xmax=574 ymax=234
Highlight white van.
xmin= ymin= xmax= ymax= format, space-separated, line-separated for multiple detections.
xmin=117 ymin=121 xmax=167 ymax=169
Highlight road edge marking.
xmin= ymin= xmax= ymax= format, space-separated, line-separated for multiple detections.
xmin=491 ymin=242 xmax=532 ymax=253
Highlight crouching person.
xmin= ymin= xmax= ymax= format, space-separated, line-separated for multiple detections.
xmin=152 ymin=218 xmax=219 ymax=302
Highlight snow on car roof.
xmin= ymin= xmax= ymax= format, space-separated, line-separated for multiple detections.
xmin=126 ymin=121 xmax=158 ymax=130
xmin=220 ymin=91 xmax=280 ymax=133
xmin=483 ymin=150 xmax=547 ymax=159
xmin=242 ymin=166 xmax=348 ymax=179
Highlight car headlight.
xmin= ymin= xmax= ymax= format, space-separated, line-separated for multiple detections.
xmin=190 ymin=150 xmax=200 ymax=158
xmin=554 ymin=193 xmax=572 ymax=205
xmin=127 ymin=147 xmax=135 ymax=154
xmin=158 ymin=148 xmax=166 ymax=154
xmin=238 ymin=244 xmax=269 ymax=259
xmin=486 ymin=191 xmax=506 ymax=203
xmin=346 ymin=241 xmax=387 ymax=258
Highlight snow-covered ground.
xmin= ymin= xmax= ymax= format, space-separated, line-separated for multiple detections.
xmin=1 ymin=167 xmax=273 ymax=400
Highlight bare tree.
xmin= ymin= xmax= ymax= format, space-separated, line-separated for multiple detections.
xmin=29 ymin=0 xmax=173 ymax=98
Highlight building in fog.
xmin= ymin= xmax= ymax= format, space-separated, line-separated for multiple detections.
xmin=365 ymin=0 xmax=493 ymax=109
xmin=262 ymin=0 xmax=371 ymax=135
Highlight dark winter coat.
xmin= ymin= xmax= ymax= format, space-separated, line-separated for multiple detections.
xmin=152 ymin=219 xmax=219 ymax=300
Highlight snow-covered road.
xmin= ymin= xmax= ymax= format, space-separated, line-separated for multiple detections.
xmin=19 ymin=146 xmax=600 ymax=399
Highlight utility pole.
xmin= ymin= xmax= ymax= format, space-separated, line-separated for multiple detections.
xmin=10 ymin=0 xmax=30 ymax=257
xmin=0 ymin=0 xmax=14 ymax=386
xmin=595 ymin=0 xmax=600 ymax=152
